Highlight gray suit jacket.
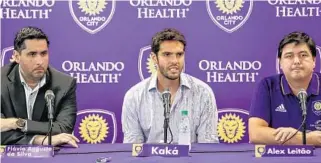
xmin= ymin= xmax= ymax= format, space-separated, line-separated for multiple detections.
xmin=1 ymin=62 xmax=77 ymax=145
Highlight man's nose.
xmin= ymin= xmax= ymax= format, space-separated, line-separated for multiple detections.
xmin=293 ymin=55 xmax=301 ymax=64
xmin=170 ymin=55 xmax=180 ymax=63
xmin=34 ymin=54 xmax=44 ymax=65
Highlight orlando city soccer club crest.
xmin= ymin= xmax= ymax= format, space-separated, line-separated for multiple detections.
xmin=206 ymin=0 xmax=253 ymax=33
xmin=69 ymin=0 xmax=116 ymax=34
xmin=74 ymin=109 xmax=117 ymax=144
xmin=217 ymin=108 xmax=249 ymax=143
xmin=1 ymin=46 xmax=14 ymax=67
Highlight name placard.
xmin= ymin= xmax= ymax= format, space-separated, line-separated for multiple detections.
xmin=0 ymin=145 xmax=54 ymax=158
xmin=255 ymin=145 xmax=314 ymax=157
xmin=132 ymin=144 xmax=189 ymax=157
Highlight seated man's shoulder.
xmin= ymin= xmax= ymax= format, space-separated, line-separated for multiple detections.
xmin=1 ymin=62 xmax=17 ymax=77
xmin=49 ymin=66 xmax=75 ymax=84
xmin=183 ymin=73 xmax=213 ymax=94
xmin=258 ymin=74 xmax=282 ymax=87
xmin=125 ymin=77 xmax=152 ymax=97
xmin=314 ymin=72 xmax=321 ymax=80
xmin=1 ymin=63 xmax=11 ymax=73
xmin=313 ymin=72 xmax=321 ymax=92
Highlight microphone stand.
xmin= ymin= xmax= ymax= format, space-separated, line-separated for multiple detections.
xmin=48 ymin=101 xmax=54 ymax=146
xmin=48 ymin=119 xmax=53 ymax=146
xmin=300 ymin=99 xmax=307 ymax=145
xmin=302 ymin=115 xmax=306 ymax=145
xmin=163 ymin=103 xmax=170 ymax=144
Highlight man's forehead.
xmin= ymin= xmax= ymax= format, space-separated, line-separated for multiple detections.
xmin=159 ymin=42 xmax=184 ymax=51
xmin=283 ymin=43 xmax=310 ymax=53
xmin=23 ymin=39 xmax=48 ymax=48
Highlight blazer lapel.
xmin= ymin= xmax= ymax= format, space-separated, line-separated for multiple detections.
xmin=7 ymin=66 xmax=28 ymax=119
xmin=32 ymin=88 xmax=46 ymax=121
xmin=33 ymin=71 xmax=51 ymax=121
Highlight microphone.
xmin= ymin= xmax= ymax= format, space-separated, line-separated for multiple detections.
xmin=297 ymin=89 xmax=307 ymax=116
xmin=281 ymin=89 xmax=309 ymax=145
xmin=162 ymin=88 xmax=171 ymax=119
xmin=45 ymin=90 xmax=55 ymax=120
xmin=45 ymin=90 xmax=55 ymax=146
xmin=297 ymin=89 xmax=308 ymax=145
xmin=162 ymin=88 xmax=171 ymax=144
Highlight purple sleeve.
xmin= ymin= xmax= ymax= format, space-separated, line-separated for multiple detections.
xmin=249 ymin=78 xmax=271 ymax=124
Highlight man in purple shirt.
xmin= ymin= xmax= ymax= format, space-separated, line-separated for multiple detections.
xmin=249 ymin=31 xmax=321 ymax=146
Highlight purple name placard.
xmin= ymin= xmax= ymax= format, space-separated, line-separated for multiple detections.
xmin=132 ymin=144 xmax=189 ymax=157
xmin=255 ymin=145 xmax=314 ymax=157
xmin=0 ymin=145 xmax=54 ymax=158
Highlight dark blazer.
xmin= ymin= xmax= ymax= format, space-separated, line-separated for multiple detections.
xmin=1 ymin=62 xmax=77 ymax=145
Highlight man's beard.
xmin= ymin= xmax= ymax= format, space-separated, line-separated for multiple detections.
xmin=159 ymin=66 xmax=180 ymax=80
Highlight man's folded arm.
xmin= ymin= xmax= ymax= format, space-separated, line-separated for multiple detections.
xmin=1 ymin=130 xmax=35 ymax=145
xmin=1 ymin=113 xmax=35 ymax=145
xmin=121 ymin=91 xmax=144 ymax=143
xmin=249 ymin=117 xmax=316 ymax=145
xmin=248 ymin=79 xmax=284 ymax=144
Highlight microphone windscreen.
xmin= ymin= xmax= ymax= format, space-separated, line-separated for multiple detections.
xmin=45 ymin=90 xmax=55 ymax=99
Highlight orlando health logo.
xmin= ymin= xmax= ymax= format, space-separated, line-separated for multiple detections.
xmin=69 ymin=0 xmax=116 ymax=34
xmin=206 ymin=0 xmax=253 ymax=33
xmin=268 ymin=0 xmax=321 ymax=17
xmin=0 ymin=0 xmax=55 ymax=19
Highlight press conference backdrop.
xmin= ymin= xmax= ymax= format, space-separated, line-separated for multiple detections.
xmin=1 ymin=0 xmax=321 ymax=144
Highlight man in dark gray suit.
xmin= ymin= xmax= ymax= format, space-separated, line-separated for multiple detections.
xmin=1 ymin=26 xmax=79 ymax=147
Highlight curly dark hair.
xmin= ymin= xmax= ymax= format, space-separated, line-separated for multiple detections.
xmin=14 ymin=26 xmax=49 ymax=53
xmin=151 ymin=28 xmax=186 ymax=55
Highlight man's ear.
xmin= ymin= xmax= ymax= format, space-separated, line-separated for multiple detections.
xmin=11 ymin=50 xmax=19 ymax=63
xmin=312 ymin=57 xmax=316 ymax=72
xmin=151 ymin=52 xmax=157 ymax=64
xmin=278 ymin=58 xmax=282 ymax=71
xmin=313 ymin=56 xmax=316 ymax=70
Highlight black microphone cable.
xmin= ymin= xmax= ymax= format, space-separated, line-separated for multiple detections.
xmin=42 ymin=122 xmax=53 ymax=145
xmin=168 ymin=124 xmax=173 ymax=144
xmin=281 ymin=115 xmax=306 ymax=145
xmin=282 ymin=89 xmax=308 ymax=145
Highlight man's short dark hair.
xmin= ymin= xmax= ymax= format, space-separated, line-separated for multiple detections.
xmin=151 ymin=28 xmax=186 ymax=55
xmin=14 ymin=26 xmax=50 ymax=53
xmin=278 ymin=31 xmax=316 ymax=58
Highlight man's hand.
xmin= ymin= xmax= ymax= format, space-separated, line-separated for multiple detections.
xmin=51 ymin=133 xmax=80 ymax=147
xmin=273 ymin=127 xmax=298 ymax=142
xmin=34 ymin=133 xmax=80 ymax=147
xmin=307 ymin=131 xmax=321 ymax=146
xmin=0 ymin=118 xmax=18 ymax=132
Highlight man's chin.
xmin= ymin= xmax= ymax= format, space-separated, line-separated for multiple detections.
xmin=161 ymin=71 xmax=180 ymax=80
xmin=163 ymin=73 xmax=179 ymax=80
xmin=166 ymin=76 xmax=179 ymax=80
xmin=32 ymin=73 xmax=45 ymax=80
xmin=289 ymin=74 xmax=306 ymax=81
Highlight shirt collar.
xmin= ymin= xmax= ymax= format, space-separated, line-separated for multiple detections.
xmin=281 ymin=73 xmax=319 ymax=96
xmin=148 ymin=73 xmax=191 ymax=91
xmin=19 ymin=65 xmax=46 ymax=88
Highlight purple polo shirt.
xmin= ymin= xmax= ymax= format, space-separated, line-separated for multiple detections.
xmin=250 ymin=73 xmax=321 ymax=132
